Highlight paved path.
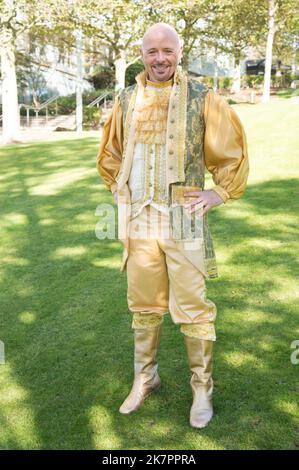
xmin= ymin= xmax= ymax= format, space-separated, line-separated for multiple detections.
xmin=0 ymin=129 xmax=101 ymax=145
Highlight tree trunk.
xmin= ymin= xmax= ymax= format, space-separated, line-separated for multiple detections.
xmin=115 ymin=50 xmax=126 ymax=92
xmin=213 ymin=48 xmax=219 ymax=92
xmin=0 ymin=39 xmax=20 ymax=144
xmin=263 ymin=0 xmax=276 ymax=103
xmin=76 ymin=29 xmax=83 ymax=132
xmin=292 ymin=37 xmax=297 ymax=74
xmin=182 ymin=52 xmax=189 ymax=72
xmin=231 ymin=56 xmax=241 ymax=94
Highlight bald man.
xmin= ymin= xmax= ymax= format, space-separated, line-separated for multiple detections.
xmin=97 ymin=23 xmax=249 ymax=429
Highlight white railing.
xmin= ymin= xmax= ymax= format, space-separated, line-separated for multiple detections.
xmin=18 ymin=95 xmax=60 ymax=127
xmin=87 ymin=90 xmax=114 ymax=108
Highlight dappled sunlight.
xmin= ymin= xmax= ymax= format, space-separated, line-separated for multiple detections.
xmin=75 ymin=213 xmax=97 ymax=224
xmin=62 ymin=212 xmax=99 ymax=233
xmin=43 ymin=161 xmax=67 ymax=168
xmin=248 ymin=239 xmax=285 ymax=249
xmin=0 ymin=131 xmax=298 ymax=449
xmin=237 ymin=310 xmax=271 ymax=323
xmin=2 ymin=213 xmax=28 ymax=227
xmin=92 ymin=258 xmax=121 ymax=269
xmin=0 ymin=171 xmax=19 ymax=182
xmin=29 ymin=167 xmax=95 ymax=196
xmin=267 ymin=278 xmax=299 ymax=304
xmin=218 ymin=206 xmax=298 ymax=232
xmin=18 ymin=311 xmax=36 ymax=324
xmin=214 ymin=252 xmax=231 ymax=264
xmin=218 ymin=204 xmax=249 ymax=219
xmin=0 ymin=383 xmax=28 ymax=405
xmin=256 ymin=340 xmax=275 ymax=353
xmin=88 ymin=405 xmax=122 ymax=449
xmin=0 ymin=247 xmax=23 ymax=259
xmin=222 ymin=351 xmax=263 ymax=369
xmin=146 ymin=421 xmax=184 ymax=438
xmin=38 ymin=218 xmax=56 ymax=226
xmin=0 ymin=366 xmax=40 ymax=448
xmin=227 ymin=245 xmax=298 ymax=279
xmin=185 ymin=432 xmax=225 ymax=450
xmin=274 ymin=400 xmax=299 ymax=418
xmin=51 ymin=245 xmax=88 ymax=259
xmin=2 ymin=256 xmax=30 ymax=267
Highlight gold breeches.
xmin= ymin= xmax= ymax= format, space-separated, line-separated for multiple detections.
xmin=126 ymin=205 xmax=217 ymax=341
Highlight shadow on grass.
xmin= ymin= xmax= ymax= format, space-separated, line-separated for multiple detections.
xmin=0 ymin=140 xmax=298 ymax=449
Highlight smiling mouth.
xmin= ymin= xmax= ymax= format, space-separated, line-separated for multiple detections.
xmin=152 ymin=66 xmax=169 ymax=72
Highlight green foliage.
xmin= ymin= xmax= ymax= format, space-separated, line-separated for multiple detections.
xmin=218 ymin=76 xmax=233 ymax=89
xmin=88 ymin=66 xmax=115 ymax=89
xmin=263 ymin=73 xmax=299 ymax=89
xmin=197 ymin=76 xmax=232 ymax=90
xmin=207 ymin=0 xmax=268 ymax=58
xmin=241 ymin=75 xmax=264 ymax=88
xmin=83 ymin=106 xmax=102 ymax=129
xmin=201 ymin=76 xmax=214 ymax=87
xmin=125 ymin=61 xmax=144 ymax=86
xmin=277 ymin=88 xmax=299 ymax=98
xmin=281 ymin=73 xmax=299 ymax=87
xmin=53 ymin=94 xmax=76 ymax=114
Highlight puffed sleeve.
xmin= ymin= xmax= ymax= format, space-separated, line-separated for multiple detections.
xmin=204 ymin=90 xmax=249 ymax=203
xmin=96 ymin=95 xmax=123 ymax=193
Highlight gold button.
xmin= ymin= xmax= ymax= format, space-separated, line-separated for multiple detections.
xmin=169 ymin=166 xmax=173 ymax=170
xmin=169 ymin=150 xmax=174 ymax=155
xmin=169 ymin=134 xmax=174 ymax=139
xmin=149 ymin=165 xmax=153 ymax=170
xmin=172 ymin=105 xmax=175 ymax=109
xmin=170 ymin=119 xmax=175 ymax=123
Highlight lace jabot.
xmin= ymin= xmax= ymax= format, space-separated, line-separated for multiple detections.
xmin=134 ymin=77 xmax=173 ymax=144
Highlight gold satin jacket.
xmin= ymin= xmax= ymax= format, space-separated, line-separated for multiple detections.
xmin=96 ymin=73 xmax=249 ymax=204
xmin=96 ymin=68 xmax=249 ymax=278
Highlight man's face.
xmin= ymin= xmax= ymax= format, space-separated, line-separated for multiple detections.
xmin=141 ymin=30 xmax=182 ymax=83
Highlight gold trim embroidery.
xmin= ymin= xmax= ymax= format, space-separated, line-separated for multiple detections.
xmin=166 ymin=67 xmax=188 ymax=186
xmin=177 ymin=72 xmax=188 ymax=181
xmin=132 ymin=312 xmax=164 ymax=329
xmin=123 ymin=87 xmax=137 ymax=155
xmin=180 ymin=323 xmax=216 ymax=341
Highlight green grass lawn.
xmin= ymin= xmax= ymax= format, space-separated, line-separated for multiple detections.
xmin=0 ymin=97 xmax=298 ymax=450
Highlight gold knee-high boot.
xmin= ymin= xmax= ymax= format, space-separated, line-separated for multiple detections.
xmin=183 ymin=335 xmax=214 ymax=429
xmin=119 ymin=323 xmax=162 ymax=414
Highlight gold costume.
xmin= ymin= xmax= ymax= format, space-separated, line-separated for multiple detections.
xmin=96 ymin=67 xmax=249 ymax=428
xmin=97 ymin=72 xmax=248 ymax=203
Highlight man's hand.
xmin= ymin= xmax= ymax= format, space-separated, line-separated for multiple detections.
xmin=113 ymin=191 xmax=118 ymax=204
xmin=184 ymin=189 xmax=223 ymax=215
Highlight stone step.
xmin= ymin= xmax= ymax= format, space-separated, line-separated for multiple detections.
xmin=20 ymin=114 xmax=76 ymax=130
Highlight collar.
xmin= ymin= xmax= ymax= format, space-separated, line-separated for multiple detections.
xmin=146 ymin=77 xmax=173 ymax=88
xmin=135 ymin=66 xmax=185 ymax=88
